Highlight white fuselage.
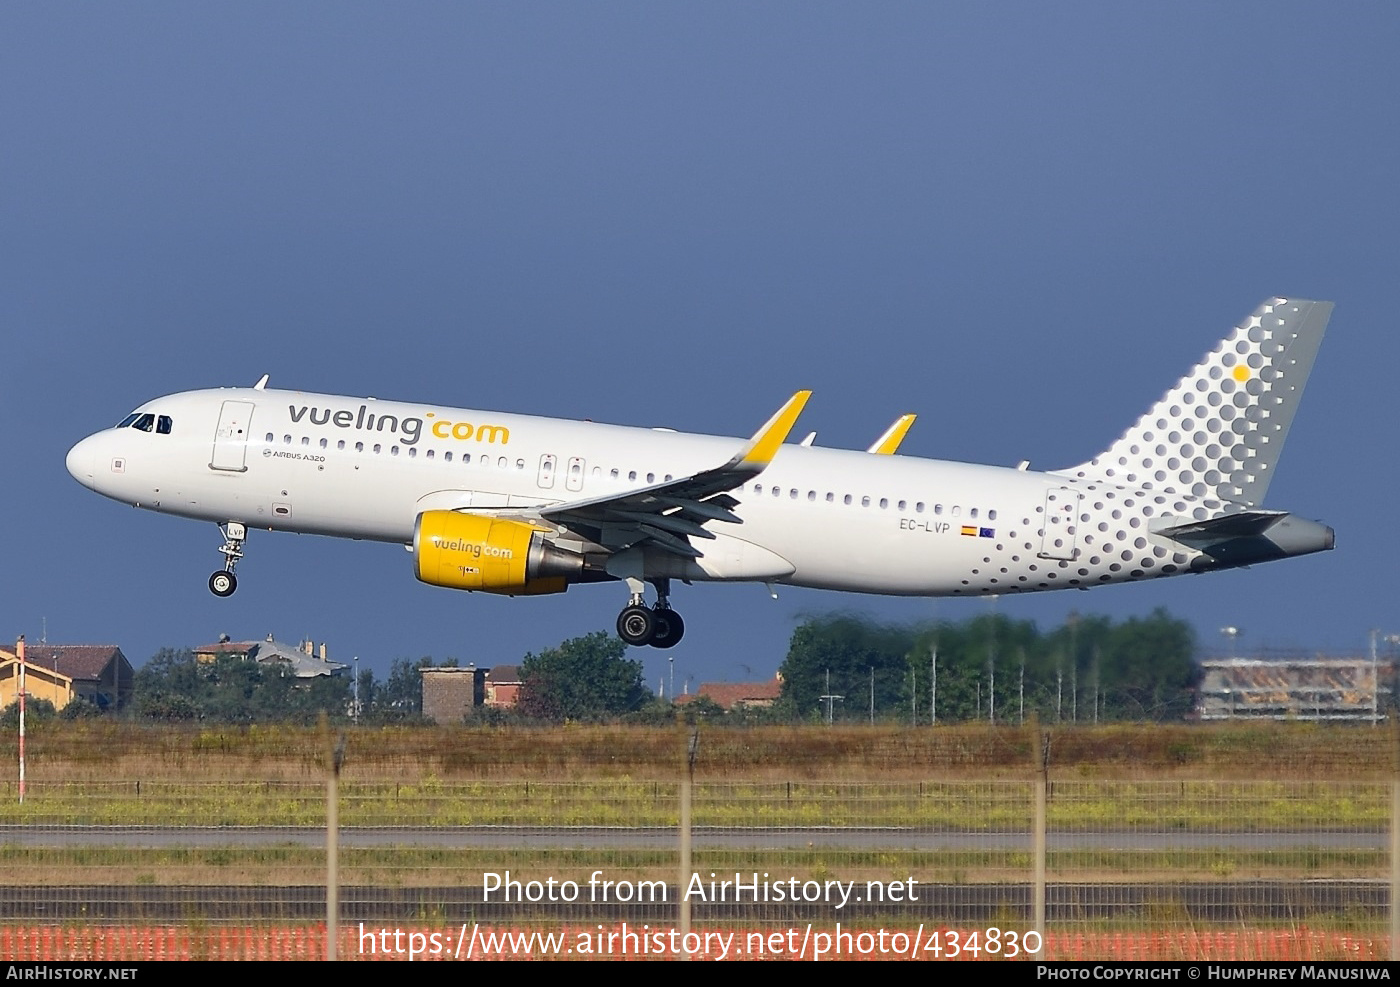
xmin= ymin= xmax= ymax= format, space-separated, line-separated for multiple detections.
xmin=67 ymin=385 xmax=1318 ymax=601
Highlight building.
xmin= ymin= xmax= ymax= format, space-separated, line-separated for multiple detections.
xmin=421 ymin=666 xmax=486 ymax=724
xmin=193 ymin=634 xmax=346 ymax=678
xmin=0 ymin=644 xmax=133 ymax=712
xmin=674 ymin=677 xmax=783 ymax=712
xmin=1197 ymin=657 xmax=1394 ymax=722
xmin=484 ymin=665 xmax=521 ymax=708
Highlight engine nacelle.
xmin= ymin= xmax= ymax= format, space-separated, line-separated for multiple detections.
xmin=413 ymin=511 xmax=583 ymax=596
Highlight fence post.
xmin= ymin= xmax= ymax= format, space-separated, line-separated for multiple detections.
xmin=1390 ymin=720 xmax=1399 ymax=961
xmin=1033 ymin=720 xmax=1047 ymax=945
xmin=679 ymin=727 xmax=698 ymax=960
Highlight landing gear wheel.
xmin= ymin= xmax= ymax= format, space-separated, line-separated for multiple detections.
xmin=209 ymin=570 xmax=238 ymax=598
xmin=617 ymin=605 xmax=656 ymax=646
xmin=650 ymin=609 xmax=685 ymax=649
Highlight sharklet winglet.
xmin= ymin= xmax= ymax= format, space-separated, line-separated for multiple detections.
xmin=868 ymin=414 xmax=916 ymax=455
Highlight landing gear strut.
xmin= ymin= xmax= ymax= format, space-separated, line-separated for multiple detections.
xmin=615 ymin=578 xmax=685 ymax=648
xmin=209 ymin=521 xmax=246 ymax=598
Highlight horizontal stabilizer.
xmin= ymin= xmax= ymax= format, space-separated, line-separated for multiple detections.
xmin=1154 ymin=510 xmax=1333 ymax=568
xmin=1154 ymin=510 xmax=1290 ymax=544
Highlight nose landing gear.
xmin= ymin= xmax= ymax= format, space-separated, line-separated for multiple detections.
xmin=209 ymin=521 xmax=246 ymax=598
xmin=615 ymin=578 xmax=685 ymax=648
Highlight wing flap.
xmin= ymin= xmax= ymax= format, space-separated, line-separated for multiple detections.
xmin=535 ymin=391 xmax=812 ymax=558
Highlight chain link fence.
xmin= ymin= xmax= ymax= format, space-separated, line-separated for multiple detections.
xmin=0 ymin=730 xmax=1394 ymax=960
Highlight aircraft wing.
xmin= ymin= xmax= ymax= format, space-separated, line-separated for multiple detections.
xmin=528 ymin=391 xmax=812 ymax=559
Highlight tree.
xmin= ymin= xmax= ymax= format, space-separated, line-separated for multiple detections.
xmin=779 ymin=615 xmax=920 ymax=722
xmin=370 ymin=657 xmax=435 ymax=720
xmin=130 ymin=648 xmax=352 ymax=724
xmin=0 ymin=698 xmax=57 ymax=728
xmin=518 ymin=632 xmax=647 ymax=721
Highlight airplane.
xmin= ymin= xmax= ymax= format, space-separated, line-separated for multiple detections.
xmin=66 ymin=297 xmax=1335 ymax=649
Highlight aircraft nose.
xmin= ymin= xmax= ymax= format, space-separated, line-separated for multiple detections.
xmin=66 ymin=435 xmax=98 ymax=489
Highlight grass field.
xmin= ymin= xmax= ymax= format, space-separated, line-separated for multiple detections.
xmin=0 ymin=721 xmax=1393 ymax=959
xmin=2 ymin=720 xmax=1394 ymax=782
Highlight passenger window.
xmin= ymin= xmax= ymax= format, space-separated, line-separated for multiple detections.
xmin=354 ymin=442 xmax=364 ymax=452
xmin=301 ymin=436 xmax=310 ymax=446
xmin=283 ymin=435 xmax=292 ymax=445
xmin=916 ymin=502 xmax=925 ymax=513
xmin=319 ymin=438 xmax=328 ymax=449
xmin=861 ymin=496 xmax=871 ymax=507
xmin=390 ymin=446 xmax=400 ymax=456
xmin=843 ymin=494 xmax=852 ymax=505
xmin=156 ymin=416 xmax=173 ymax=435
xmin=373 ymin=444 xmax=382 ymax=454
xmin=970 ymin=507 xmax=979 ymax=519
xmin=265 ymin=433 xmax=275 ymax=443
xmin=879 ymin=498 xmax=888 ymax=509
xmin=825 ymin=492 xmax=834 ymax=503
xmin=934 ymin=504 xmax=943 ymax=515
xmin=628 ymin=470 xmax=637 ymax=481
xmin=898 ymin=500 xmax=907 ymax=510
xmin=337 ymin=440 xmax=345 ymax=450
xmin=647 ymin=473 xmax=655 ymax=483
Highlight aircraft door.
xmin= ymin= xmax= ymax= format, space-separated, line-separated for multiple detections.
xmin=1038 ymin=487 xmax=1082 ymax=561
xmin=210 ymin=401 xmax=255 ymax=473
xmin=537 ymin=454 xmax=557 ymax=489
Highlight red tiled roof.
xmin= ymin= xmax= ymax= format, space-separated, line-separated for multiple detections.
xmin=194 ymin=642 xmax=258 ymax=655
xmin=19 ymin=645 xmax=127 ymax=682
xmin=686 ymin=679 xmax=782 ymax=710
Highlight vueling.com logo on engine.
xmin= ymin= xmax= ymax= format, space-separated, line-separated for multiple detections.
xmin=287 ymin=404 xmax=511 ymax=446
xmin=430 ymin=537 xmax=514 ymax=560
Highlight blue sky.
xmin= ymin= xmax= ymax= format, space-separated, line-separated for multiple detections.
xmin=5 ymin=3 xmax=1397 ymax=688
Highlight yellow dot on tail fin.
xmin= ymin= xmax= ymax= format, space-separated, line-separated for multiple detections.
xmin=1232 ymin=365 xmax=1251 ymax=382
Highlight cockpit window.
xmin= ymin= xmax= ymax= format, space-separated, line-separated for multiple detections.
xmin=116 ymin=412 xmax=173 ymax=434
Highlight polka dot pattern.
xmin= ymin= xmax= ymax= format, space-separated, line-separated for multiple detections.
xmin=1061 ymin=298 xmax=1331 ymax=508
xmin=949 ymin=299 xmax=1332 ymax=597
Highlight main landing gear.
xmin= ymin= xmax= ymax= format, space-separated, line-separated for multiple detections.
xmin=209 ymin=521 xmax=246 ymax=598
xmin=616 ymin=578 xmax=685 ymax=649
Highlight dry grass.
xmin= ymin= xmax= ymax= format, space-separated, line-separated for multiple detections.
xmin=1 ymin=720 xmax=1393 ymax=783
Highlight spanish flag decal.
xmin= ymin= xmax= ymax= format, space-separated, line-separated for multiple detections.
xmin=961 ymin=526 xmax=978 ymax=537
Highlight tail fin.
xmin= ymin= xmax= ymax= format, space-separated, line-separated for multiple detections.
xmin=1059 ymin=298 xmax=1332 ymax=507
